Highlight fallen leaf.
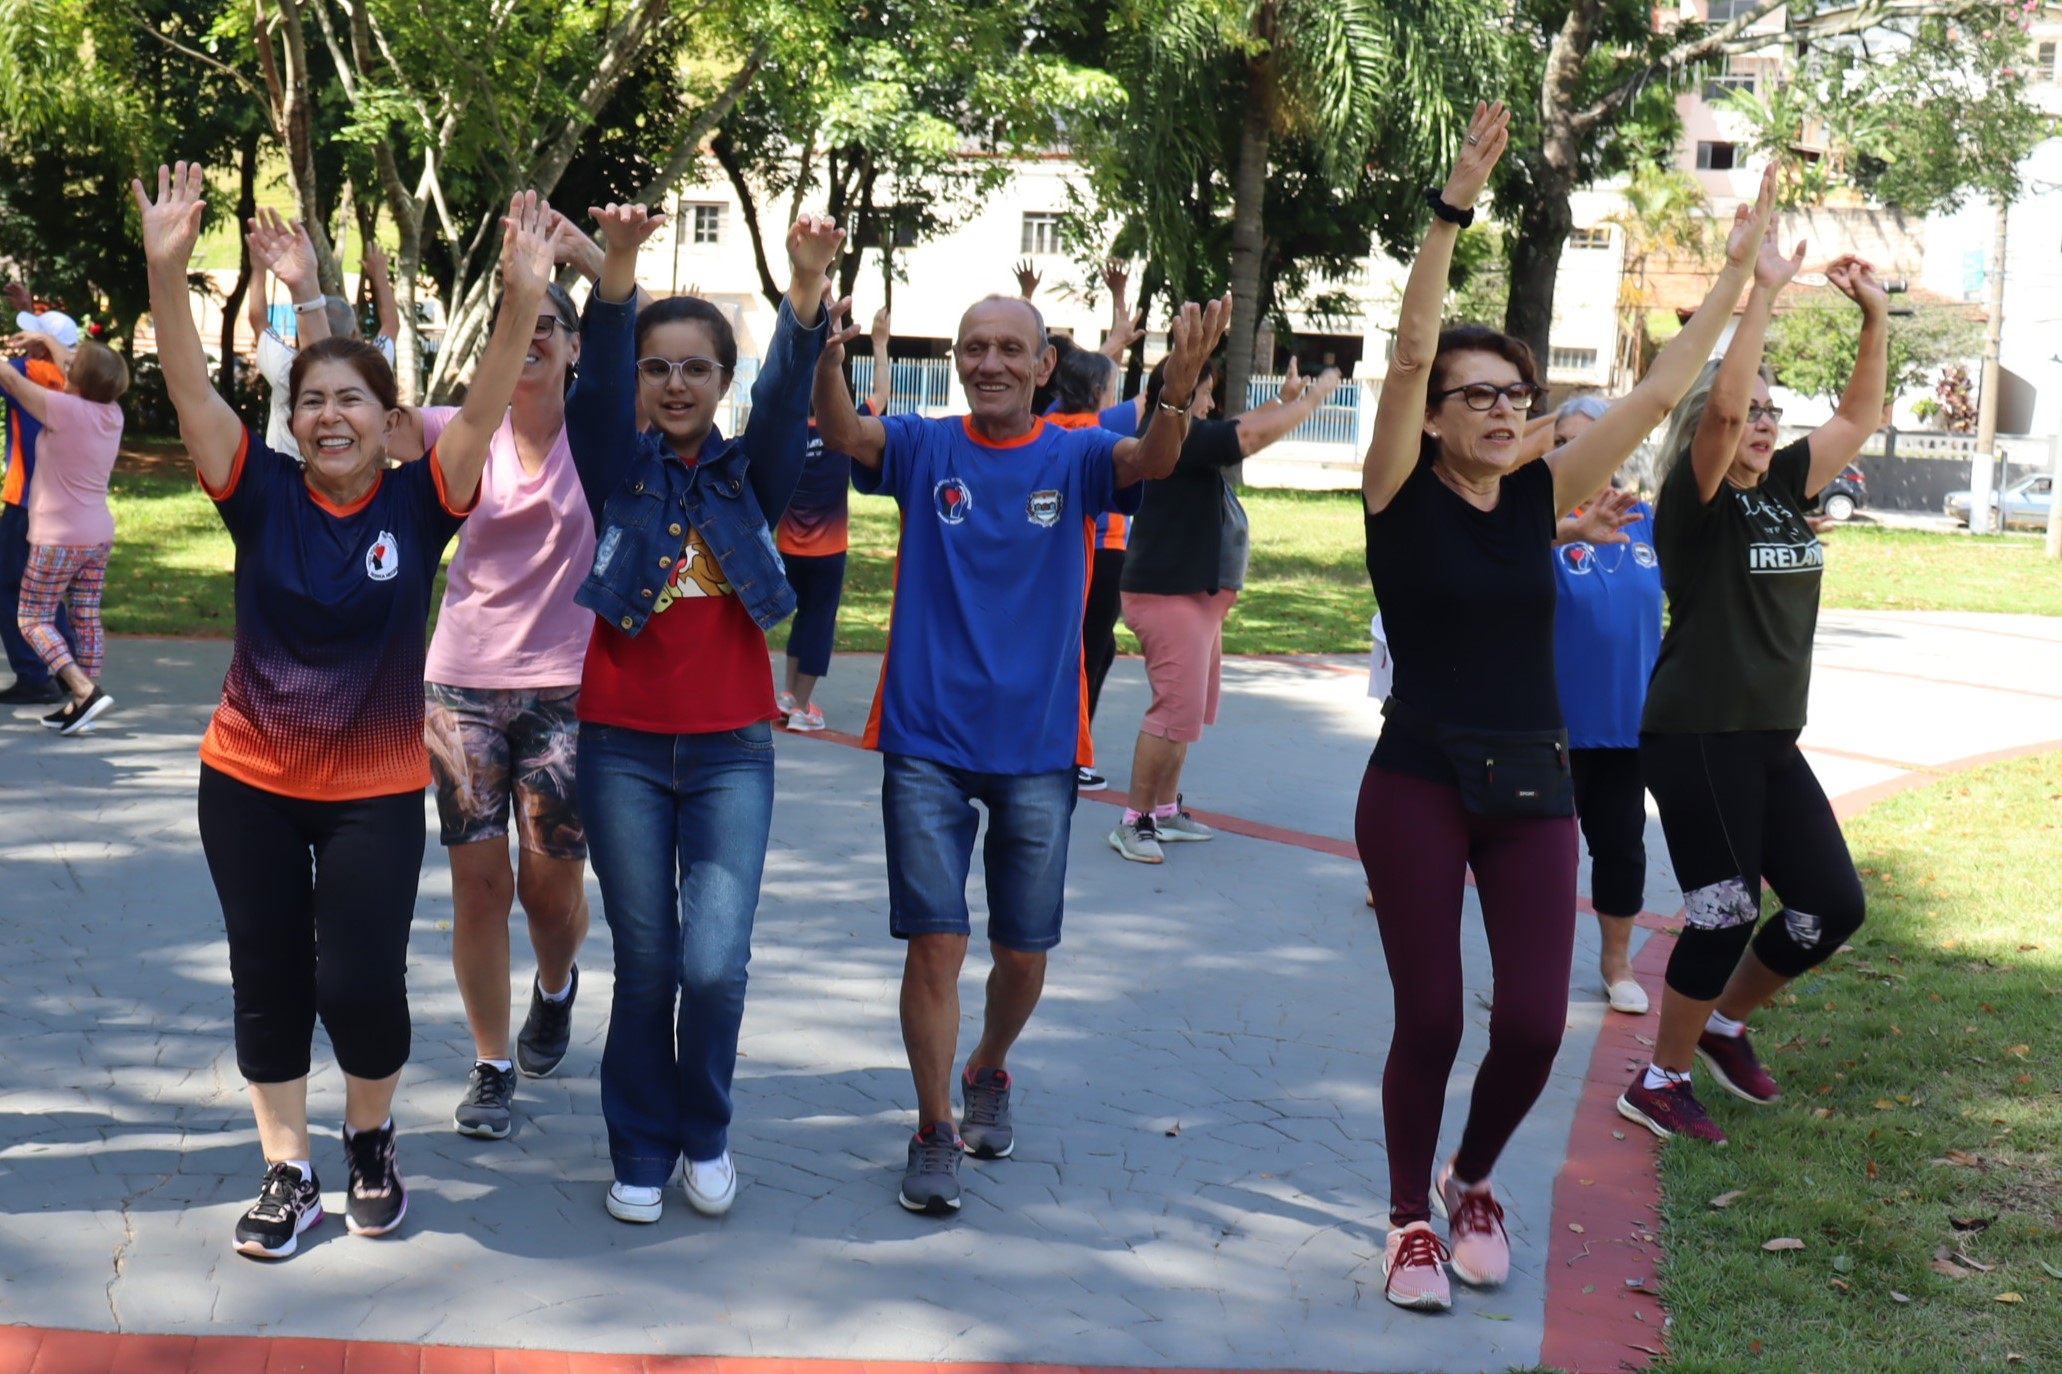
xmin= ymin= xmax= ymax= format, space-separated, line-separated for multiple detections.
xmin=1750 ymin=1339 xmax=1764 ymax=1354
xmin=1995 ymin=1292 xmax=2023 ymax=1304
xmin=1634 ymin=1034 xmax=1655 ymax=1046
xmin=1476 ymin=1312 xmax=1513 ymax=1321
xmin=1813 ymin=1107 xmax=1836 ymax=1119
xmin=1950 ymin=1215 xmax=1994 ymax=1232
xmin=1890 ymin=1291 xmax=1911 ymax=1303
xmin=1613 ymin=1130 xmax=1626 ymax=1140
xmin=1582 ymin=1283 xmax=1595 ymax=1294
xmin=1874 ymin=1099 xmax=1898 ymax=1110
xmin=1568 ymin=1223 xmax=1586 ymax=1234
xmin=1164 ymin=1123 xmax=1180 ymax=1137
xmin=1867 ymin=1158 xmax=1879 ymax=1179
xmin=1763 ymin=1237 xmax=1806 ymax=1251
xmin=1628 ymin=1345 xmax=1664 ymax=1358
xmin=2007 ymin=1044 xmax=2031 ymax=1058
xmin=2007 ymin=1356 xmax=2025 ymax=1365
xmin=1830 ymin=1277 xmax=1851 ymax=1291
xmin=1833 ymin=1254 xmax=1854 ymax=1273
xmin=1930 ymin=1259 xmax=1972 ymax=1279
xmin=2041 ymin=1262 xmax=2062 ymax=1280
xmin=1579 ymin=1177 xmax=1595 ymax=1186
xmin=1935 ymin=1151 xmax=1982 ymax=1167
xmin=1709 ymin=1190 xmax=1745 ymax=1209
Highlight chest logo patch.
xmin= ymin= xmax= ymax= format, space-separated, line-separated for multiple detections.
xmin=934 ymin=477 xmax=973 ymax=525
xmin=1026 ymin=489 xmax=1063 ymax=527
xmin=1632 ymin=542 xmax=1658 ymax=569
xmin=1560 ymin=544 xmax=1595 ymax=575
xmin=366 ymin=530 xmax=400 ymax=582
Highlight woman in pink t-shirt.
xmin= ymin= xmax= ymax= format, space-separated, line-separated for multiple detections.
xmin=0 ymin=333 xmax=128 ymax=735
xmin=392 ymin=276 xmax=598 ymax=1142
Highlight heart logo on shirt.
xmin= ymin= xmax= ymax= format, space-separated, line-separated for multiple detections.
xmin=365 ymin=530 xmax=400 ymax=582
xmin=933 ymin=477 xmax=973 ymax=526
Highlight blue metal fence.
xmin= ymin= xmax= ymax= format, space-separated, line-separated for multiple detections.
xmin=849 ymin=356 xmax=955 ymax=414
xmin=1245 ymin=373 xmax=1360 ymax=445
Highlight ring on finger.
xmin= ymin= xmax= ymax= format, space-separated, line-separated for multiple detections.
xmin=1466 ymin=135 xmax=1480 ymax=145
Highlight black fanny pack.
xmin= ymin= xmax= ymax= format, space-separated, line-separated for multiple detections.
xmin=1381 ymin=696 xmax=1574 ymax=819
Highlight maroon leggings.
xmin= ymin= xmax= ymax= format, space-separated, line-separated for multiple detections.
xmin=1356 ymin=761 xmax=1578 ymax=1224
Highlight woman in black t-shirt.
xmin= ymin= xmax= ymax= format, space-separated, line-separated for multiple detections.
xmin=1617 ymin=246 xmax=1891 ymax=1148
xmin=1355 ymin=102 xmax=1776 ymax=1313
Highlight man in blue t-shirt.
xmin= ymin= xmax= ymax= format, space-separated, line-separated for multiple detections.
xmin=815 ymin=289 xmax=1228 ymax=1217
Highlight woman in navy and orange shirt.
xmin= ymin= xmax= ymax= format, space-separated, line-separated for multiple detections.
xmin=137 ymin=164 xmax=553 ymax=1260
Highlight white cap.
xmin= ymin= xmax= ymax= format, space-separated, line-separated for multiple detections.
xmin=16 ymin=310 xmax=80 ymax=350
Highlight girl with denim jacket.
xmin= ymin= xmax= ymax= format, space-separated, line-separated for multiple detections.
xmin=562 ymin=202 xmax=837 ymax=1224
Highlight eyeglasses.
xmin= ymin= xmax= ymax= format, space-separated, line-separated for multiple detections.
xmin=635 ymin=355 xmax=723 ymax=386
xmin=531 ymin=317 xmax=573 ymax=342
xmin=1432 ymin=381 xmax=1541 ymax=412
xmin=1747 ymin=402 xmax=1784 ymax=423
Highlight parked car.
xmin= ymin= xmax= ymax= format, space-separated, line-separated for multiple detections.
xmin=1944 ymin=473 xmax=2054 ymax=530
xmin=1806 ymin=463 xmax=1868 ymax=521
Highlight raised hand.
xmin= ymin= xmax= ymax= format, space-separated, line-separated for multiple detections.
xmin=1726 ymin=161 xmax=1782 ymax=270
xmin=1563 ymin=487 xmax=1642 ymax=545
xmin=1101 ymin=259 xmax=1129 ymax=299
xmin=1755 ymin=223 xmax=1806 ymax=292
xmin=1277 ymin=357 xmax=1307 ymax=403
xmin=1164 ymin=292 xmax=1233 ymax=401
xmin=2 ymin=282 xmax=28 ymax=313
xmin=1441 ymin=101 xmax=1511 ymax=211
xmin=818 ymin=293 xmax=864 ymax=371
xmin=1014 ymin=258 xmax=1041 ymax=299
xmin=132 ymin=162 xmax=210 ymax=272
xmin=1309 ymin=367 xmax=1345 ymax=404
xmin=246 ymin=208 xmax=321 ymax=298
xmin=499 ymin=190 xmax=555 ymax=305
xmin=870 ymin=306 xmax=892 ymax=345
xmin=589 ymin=202 xmax=668 ymax=254
xmin=363 ymin=240 xmax=390 ymax=280
xmin=1826 ymin=253 xmax=1889 ymax=320
xmin=787 ymin=213 xmax=844 ymax=281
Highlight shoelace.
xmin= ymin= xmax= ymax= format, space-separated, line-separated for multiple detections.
xmin=1386 ymin=1227 xmax=1451 ymax=1289
xmin=472 ymin=1066 xmax=515 ymax=1109
xmin=347 ymin=1129 xmax=395 ymax=1198
xmin=1451 ymin=1187 xmax=1506 ymax=1241
xmin=914 ymin=1131 xmax=962 ymax=1173
xmin=248 ymin=1163 xmax=304 ymax=1223
xmin=963 ymin=1076 xmax=1007 ymax=1128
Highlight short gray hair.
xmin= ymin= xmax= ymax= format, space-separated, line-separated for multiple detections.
xmin=1555 ymin=394 xmax=1609 ymax=426
xmin=323 ymin=295 xmax=361 ymax=341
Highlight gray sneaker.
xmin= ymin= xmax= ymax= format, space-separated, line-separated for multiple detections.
xmin=1157 ymin=797 xmax=1216 ymax=842
xmin=516 ymin=965 xmax=577 ymax=1078
xmin=454 ymin=1062 xmax=515 ymax=1139
xmin=899 ymin=1122 xmax=963 ymax=1214
xmin=960 ymin=1066 xmax=1015 ymax=1159
xmin=1109 ymin=816 xmax=1165 ymax=864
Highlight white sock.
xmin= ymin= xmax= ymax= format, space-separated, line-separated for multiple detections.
xmin=538 ymin=976 xmax=573 ymax=1002
xmin=343 ymin=1117 xmax=393 ymax=1141
xmin=1706 ymin=1010 xmax=1745 ymax=1039
xmin=1643 ymin=1064 xmax=1689 ymax=1091
xmin=478 ymin=1057 xmax=513 ymax=1073
xmin=281 ymin=1159 xmax=312 ymax=1182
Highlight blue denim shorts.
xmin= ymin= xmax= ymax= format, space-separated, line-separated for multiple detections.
xmin=880 ymin=752 xmax=1078 ymax=952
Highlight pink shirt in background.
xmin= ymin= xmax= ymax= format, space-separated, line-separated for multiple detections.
xmin=28 ymin=390 xmax=124 ymax=548
xmin=419 ymin=406 xmax=595 ymax=689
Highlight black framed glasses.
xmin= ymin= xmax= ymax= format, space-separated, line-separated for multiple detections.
xmin=1432 ymin=381 xmax=1541 ymax=412
xmin=635 ymin=355 xmax=723 ymax=386
xmin=531 ymin=317 xmax=573 ymax=342
xmin=1747 ymin=402 xmax=1784 ymax=423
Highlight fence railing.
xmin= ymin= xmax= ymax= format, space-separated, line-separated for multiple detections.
xmin=1777 ymin=425 xmax=2057 ymax=467
xmin=1243 ymin=373 xmax=1363 ymax=446
xmin=848 ymin=356 xmax=956 ymax=414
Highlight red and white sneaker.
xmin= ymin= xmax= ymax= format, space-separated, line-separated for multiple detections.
xmin=1697 ymin=1027 xmax=1781 ymax=1104
xmin=1432 ymin=1161 xmax=1510 ymax=1286
xmin=1382 ymin=1220 xmax=1453 ymax=1311
xmin=1618 ymin=1073 xmax=1728 ymax=1144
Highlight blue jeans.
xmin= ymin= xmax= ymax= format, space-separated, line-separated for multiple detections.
xmin=1 ymin=502 xmax=71 ymax=684
xmin=577 ymin=720 xmax=775 ymax=1185
xmin=881 ymin=752 xmax=1077 ymax=952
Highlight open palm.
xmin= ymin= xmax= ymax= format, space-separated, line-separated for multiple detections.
xmin=132 ymin=162 xmax=209 ymax=270
xmin=500 ymin=192 xmax=556 ymax=300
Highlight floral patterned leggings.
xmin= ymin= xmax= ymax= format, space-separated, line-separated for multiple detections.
xmin=18 ymin=542 xmax=111 ymax=678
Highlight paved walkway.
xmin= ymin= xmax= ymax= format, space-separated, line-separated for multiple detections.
xmin=0 ymin=610 xmax=2056 ymax=1373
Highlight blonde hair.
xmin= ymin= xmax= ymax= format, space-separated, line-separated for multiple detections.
xmin=1651 ymin=357 xmax=1772 ymax=500
xmin=69 ymin=339 xmax=131 ymax=405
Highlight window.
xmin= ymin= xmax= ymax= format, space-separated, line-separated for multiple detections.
xmin=1568 ymin=226 xmax=1612 ymax=250
xmin=680 ymin=201 xmax=723 ymax=245
xmin=856 ymin=207 xmax=920 ymax=249
xmin=1020 ymin=212 xmax=1063 ymax=256
xmin=1706 ymin=0 xmax=1757 ymax=20
xmin=1696 ymin=141 xmax=1739 ymax=171
xmin=1549 ymin=347 xmax=1599 ymax=372
xmin=2040 ymin=41 xmax=2057 ymax=81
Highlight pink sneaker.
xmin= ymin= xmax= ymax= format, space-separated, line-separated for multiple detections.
xmin=1382 ymin=1220 xmax=1452 ymax=1311
xmin=1432 ymin=1161 xmax=1510 ymax=1286
xmin=1697 ymin=1027 xmax=1781 ymax=1104
xmin=1618 ymin=1073 xmax=1728 ymax=1144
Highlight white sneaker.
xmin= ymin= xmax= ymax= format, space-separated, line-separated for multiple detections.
xmin=1606 ymin=978 xmax=1650 ymax=1015
xmin=683 ymin=1152 xmax=738 ymax=1216
xmin=776 ymin=691 xmax=797 ymax=714
xmin=606 ymin=1181 xmax=663 ymax=1223
xmin=786 ymin=703 xmax=825 ymax=733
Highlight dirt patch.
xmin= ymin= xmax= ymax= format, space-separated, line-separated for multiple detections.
xmin=115 ymin=438 xmax=191 ymax=474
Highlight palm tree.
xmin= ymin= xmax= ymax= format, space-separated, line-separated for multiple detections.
xmin=1603 ymin=166 xmax=1712 ymax=386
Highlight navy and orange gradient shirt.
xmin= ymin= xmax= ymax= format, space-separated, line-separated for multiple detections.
xmin=199 ymin=430 xmax=474 ymax=800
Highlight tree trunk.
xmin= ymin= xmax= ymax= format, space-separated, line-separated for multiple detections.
xmin=1223 ymin=45 xmax=1275 ymax=420
xmin=1505 ymin=1 xmax=1600 ymax=383
xmin=269 ymin=0 xmax=340 ymax=295
xmin=714 ymin=130 xmax=786 ymax=309
xmin=1503 ymin=172 xmax=1574 ymax=376
xmin=1971 ymin=194 xmax=2008 ymax=535
xmin=217 ymin=127 xmax=262 ymax=397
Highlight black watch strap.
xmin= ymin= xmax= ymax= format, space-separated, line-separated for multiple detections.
xmin=1425 ymin=188 xmax=1475 ymax=228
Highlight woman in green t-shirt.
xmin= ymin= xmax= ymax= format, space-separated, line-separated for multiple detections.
xmin=1617 ymin=234 xmax=1891 ymax=1148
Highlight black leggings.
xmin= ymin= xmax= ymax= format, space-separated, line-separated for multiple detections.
xmin=1640 ymin=731 xmax=1865 ymax=1001
xmin=1083 ymin=547 xmax=1125 ymax=722
xmin=1571 ymin=747 xmax=1647 ymax=918
xmin=197 ymin=765 xmax=425 ymax=1083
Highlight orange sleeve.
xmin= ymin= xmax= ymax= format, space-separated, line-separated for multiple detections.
xmin=429 ymin=445 xmax=481 ymax=517
xmin=198 ymin=430 xmax=251 ymax=501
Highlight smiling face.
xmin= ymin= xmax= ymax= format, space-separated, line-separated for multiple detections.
xmin=291 ymin=359 xmax=397 ymax=494
xmin=1726 ymin=374 xmax=1780 ymax=485
xmin=954 ymin=299 xmax=1054 ymax=428
xmin=638 ymin=319 xmax=732 ymax=453
xmin=517 ymin=307 xmax=580 ymax=399
xmin=1425 ymin=350 xmax=1528 ymax=475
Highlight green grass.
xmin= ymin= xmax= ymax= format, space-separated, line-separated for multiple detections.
xmin=1655 ymin=752 xmax=2062 ymax=1372
xmin=102 ymin=452 xmax=2058 ymax=649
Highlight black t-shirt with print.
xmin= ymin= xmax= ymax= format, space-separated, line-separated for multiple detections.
xmin=1365 ymin=455 xmax=1562 ymax=784
xmin=1642 ymin=437 xmax=1824 ymax=734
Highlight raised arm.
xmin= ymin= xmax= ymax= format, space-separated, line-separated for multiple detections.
xmin=1099 ymin=260 xmax=1144 ymax=361
xmin=742 ymin=216 xmax=839 ymax=520
xmin=866 ymin=307 xmax=893 ymax=414
xmin=133 ymin=163 xmax=244 ymax=487
xmin=1364 ymin=101 xmax=1509 ymax=515
xmin=0 ymin=344 xmax=58 ymax=424
xmin=1545 ymin=161 xmax=1780 ymax=514
xmin=1235 ymin=366 xmax=1342 ymax=456
xmin=549 ymin=210 xmax=656 ymax=311
xmin=1013 ymin=258 xmax=1041 ymax=301
xmin=814 ymin=296 xmax=888 ymax=469
xmin=247 ymin=209 xmax=330 ymax=348
xmin=432 ymin=192 xmax=555 ymax=511
xmin=363 ymin=241 xmax=400 ymax=342
xmin=1112 ymin=293 xmax=1232 ymax=487
xmin=1805 ymin=255 xmax=1889 ymax=495
xmin=246 ymin=263 xmax=270 ymax=341
xmin=592 ymin=202 xmax=667 ymax=307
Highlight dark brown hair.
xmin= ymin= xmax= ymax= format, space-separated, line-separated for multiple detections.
xmin=1420 ymin=324 xmax=1541 ymax=467
xmin=288 ymin=336 xmax=400 ymax=412
xmin=68 ymin=339 xmax=130 ymax=404
xmin=1143 ymin=355 xmax=1218 ymax=415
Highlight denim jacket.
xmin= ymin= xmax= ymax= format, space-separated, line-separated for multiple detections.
xmin=565 ymin=293 xmax=826 ymax=635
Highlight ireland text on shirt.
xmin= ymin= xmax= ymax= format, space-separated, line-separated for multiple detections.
xmin=1747 ymin=541 xmax=1825 ymax=573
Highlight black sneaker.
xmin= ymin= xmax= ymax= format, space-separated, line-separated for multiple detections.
xmin=454 ymin=1061 xmax=517 ymax=1138
xmin=1076 ymin=766 xmax=1107 ymax=791
xmin=516 ymin=965 xmax=577 ymax=1078
xmin=342 ymin=1121 xmax=408 ymax=1237
xmin=233 ymin=1161 xmax=324 ymax=1260
xmin=55 ymin=688 xmax=112 ymax=736
xmin=899 ymin=1122 xmax=963 ymax=1214
xmin=0 ymin=678 xmax=63 ymax=705
xmin=40 ymin=702 xmax=69 ymax=728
